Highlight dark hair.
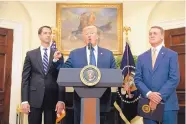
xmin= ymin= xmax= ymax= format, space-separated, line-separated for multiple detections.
xmin=151 ymin=26 xmax=164 ymax=35
xmin=38 ymin=26 xmax=52 ymax=34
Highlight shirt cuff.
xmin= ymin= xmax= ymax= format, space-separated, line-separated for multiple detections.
xmin=146 ymin=91 xmax=152 ymax=98
xmin=53 ymin=59 xmax=59 ymax=62
xmin=58 ymin=101 xmax=65 ymax=105
xmin=21 ymin=101 xmax=29 ymax=104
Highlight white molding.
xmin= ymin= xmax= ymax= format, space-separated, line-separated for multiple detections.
xmin=152 ymin=18 xmax=186 ymax=30
xmin=0 ymin=19 xmax=23 ymax=124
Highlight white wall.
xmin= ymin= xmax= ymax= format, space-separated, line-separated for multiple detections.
xmin=147 ymin=1 xmax=185 ymax=48
xmin=0 ymin=1 xmax=185 ymax=123
xmin=123 ymin=1 xmax=158 ymax=55
xmin=149 ymin=1 xmax=185 ymax=28
xmin=21 ymin=1 xmax=56 ymax=49
xmin=0 ymin=1 xmax=31 ymax=58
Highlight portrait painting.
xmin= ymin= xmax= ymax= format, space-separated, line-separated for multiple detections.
xmin=56 ymin=3 xmax=123 ymax=55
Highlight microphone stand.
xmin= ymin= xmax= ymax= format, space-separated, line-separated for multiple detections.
xmin=88 ymin=42 xmax=92 ymax=65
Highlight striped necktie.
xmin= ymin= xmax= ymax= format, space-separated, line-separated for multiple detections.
xmin=43 ymin=48 xmax=49 ymax=74
xmin=90 ymin=47 xmax=96 ymax=66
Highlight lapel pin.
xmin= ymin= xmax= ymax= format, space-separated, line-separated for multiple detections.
xmin=162 ymin=52 xmax=164 ymax=54
xmin=101 ymin=53 xmax=103 ymax=55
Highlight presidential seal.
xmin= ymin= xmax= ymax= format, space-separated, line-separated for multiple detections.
xmin=142 ymin=104 xmax=151 ymax=113
xmin=80 ymin=65 xmax=101 ymax=86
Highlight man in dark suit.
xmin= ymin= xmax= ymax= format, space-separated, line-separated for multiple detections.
xmin=21 ymin=26 xmax=65 ymax=124
xmin=53 ymin=25 xmax=116 ymax=124
xmin=134 ymin=26 xmax=180 ymax=124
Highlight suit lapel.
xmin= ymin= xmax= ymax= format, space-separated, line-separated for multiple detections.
xmin=153 ymin=46 xmax=167 ymax=73
xmin=97 ymin=47 xmax=103 ymax=68
xmin=146 ymin=49 xmax=153 ymax=74
xmin=83 ymin=47 xmax=88 ymax=66
xmin=37 ymin=47 xmax=45 ymax=75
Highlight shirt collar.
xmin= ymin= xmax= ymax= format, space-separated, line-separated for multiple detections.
xmin=86 ymin=45 xmax=98 ymax=53
xmin=151 ymin=43 xmax=163 ymax=54
xmin=40 ymin=45 xmax=50 ymax=51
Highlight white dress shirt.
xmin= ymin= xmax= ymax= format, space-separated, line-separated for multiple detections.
xmin=86 ymin=45 xmax=98 ymax=66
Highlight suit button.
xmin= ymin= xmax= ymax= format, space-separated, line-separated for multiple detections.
xmin=43 ymin=87 xmax=45 ymax=89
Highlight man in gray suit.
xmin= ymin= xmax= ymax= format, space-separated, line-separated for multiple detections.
xmin=21 ymin=26 xmax=65 ymax=124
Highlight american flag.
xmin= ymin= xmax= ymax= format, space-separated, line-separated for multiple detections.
xmin=50 ymin=40 xmax=57 ymax=51
xmin=114 ymin=42 xmax=141 ymax=123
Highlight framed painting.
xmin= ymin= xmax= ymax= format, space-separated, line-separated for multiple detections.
xmin=56 ymin=3 xmax=123 ymax=55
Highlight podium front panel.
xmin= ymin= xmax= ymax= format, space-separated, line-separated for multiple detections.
xmin=57 ymin=68 xmax=123 ymax=87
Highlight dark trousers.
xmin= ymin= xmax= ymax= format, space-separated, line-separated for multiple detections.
xmin=28 ymin=93 xmax=57 ymax=124
xmin=28 ymin=107 xmax=56 ymax=124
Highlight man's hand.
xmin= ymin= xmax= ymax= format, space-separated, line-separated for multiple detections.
xmin=148 ymin=92 xmax=162 ymax=104
xmin=122 ymin=83 xmax=131 ymax=94
xmin=21 ymin=103 xmax=30 ymax=114
xmin=122 ymin=83 xmax=134 ymax=98
xmin=149 ymin=100 xmax=157 ymax=111
xmin=54 ymin=51 xmax=62 ymax=60
xmin=55 ymin=102 xmax=65 ymax=115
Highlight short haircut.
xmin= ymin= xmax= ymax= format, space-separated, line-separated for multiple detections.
xmin=150 ymin=26 xmax=164 ymax=35
xmin=82 ymin=25 xmax=97 ymax=32
xmin=38 ymin=26 xmax=52 ymax=35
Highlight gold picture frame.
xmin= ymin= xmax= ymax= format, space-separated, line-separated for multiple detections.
xmin=56 ymin=3 xmax=123 ymax=55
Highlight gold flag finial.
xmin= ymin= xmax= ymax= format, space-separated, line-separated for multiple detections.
xmin=123 ymin=26 xmax=131 ymax=41
xmin=51 ymin=27 xmax=57 ymax=41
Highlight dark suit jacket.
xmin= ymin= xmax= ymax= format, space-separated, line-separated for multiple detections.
xmin=55 ymin=46 xmax=116 ymax=112
xmin=134 ymin=46 xmax=180 ymax=111
xmin=21 ymin=47 xmax=65 ymax=109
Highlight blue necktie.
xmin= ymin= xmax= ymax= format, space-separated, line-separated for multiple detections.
xmin=90 ymin=47 xmax=96 ymax=66
xmin=43 ymin=48 xmax=49 ymax=74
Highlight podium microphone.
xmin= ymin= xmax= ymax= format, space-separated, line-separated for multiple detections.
xmin=88 ymin=39 xmax=92 ymax=50
xmin=88 ymin=39 xmax=92 ymax=65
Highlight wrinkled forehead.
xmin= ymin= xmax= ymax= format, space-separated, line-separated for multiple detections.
xmin=149 ymin=28 xmax=161 ymax=34
xmin=83 ymin=25 xmax=97 ymax=33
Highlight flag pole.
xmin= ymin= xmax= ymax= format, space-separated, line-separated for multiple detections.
xmin=123 ymin=26 xmax=131 ymax=75
xmin=50 ymin=27 xmax=58 ymax=51
xmin=51 ymin=27 xmax=57 ymax=44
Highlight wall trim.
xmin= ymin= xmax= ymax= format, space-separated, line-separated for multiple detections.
xmin=0 ymin=18 xmax=23 ymax=124
xmin=152 ymin=18 xmax=186 ymax=30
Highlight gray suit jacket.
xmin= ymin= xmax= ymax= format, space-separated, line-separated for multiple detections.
xmin=21 ymin=47 xmax=65 ymax=108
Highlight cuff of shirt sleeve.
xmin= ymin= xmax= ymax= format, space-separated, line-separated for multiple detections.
xmin=21 ymin=101 xmax=29 ymax=104
xmin=53 ymin=59 xmax=59 ymax=62
xmin=58 ymin=101 xmax=65 ymax=105
xmin=146 ymin=91 xmax=152 ymax=98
